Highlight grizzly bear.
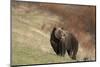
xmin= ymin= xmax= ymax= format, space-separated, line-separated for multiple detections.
xmin=50 ymin=27 xmax=78 ymax=59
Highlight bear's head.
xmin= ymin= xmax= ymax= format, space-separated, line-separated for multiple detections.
xmin=54 ymin=27 xmax=65 ymax=40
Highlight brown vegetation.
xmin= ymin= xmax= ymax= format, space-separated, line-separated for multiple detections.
xmin=12 ymin=1 xmax=96 ymax=62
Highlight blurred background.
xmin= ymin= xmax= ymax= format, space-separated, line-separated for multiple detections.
xmin=12 ymin=0 xmax=96 ymax=65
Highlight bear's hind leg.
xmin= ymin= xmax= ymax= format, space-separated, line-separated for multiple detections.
xmin=67 ymin=49 xmax=76 ymax=60
xmin=71 ymin=46 xmax=78 ymax=60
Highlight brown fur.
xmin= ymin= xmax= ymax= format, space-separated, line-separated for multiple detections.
xmin=50 ymin=27 xmax=78 ymax=59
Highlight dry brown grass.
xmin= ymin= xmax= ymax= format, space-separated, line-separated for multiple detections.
xmin=12 ymin=1 xmax=96 ymax=65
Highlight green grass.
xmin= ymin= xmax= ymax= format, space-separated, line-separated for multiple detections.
xmin=12 ymin=7 xmax=76 ymax=65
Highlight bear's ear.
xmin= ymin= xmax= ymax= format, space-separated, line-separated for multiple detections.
xmin=53 ymin=27 xmax=56 ymax=30
xmin=53 ymin=27 xmax=57 ymax=31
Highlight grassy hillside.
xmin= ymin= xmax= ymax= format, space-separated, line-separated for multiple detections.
xmin=12 ymin=1 xmax=96 ymax=65
xmin=12 ymin=5 xmax=74 ymax=65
